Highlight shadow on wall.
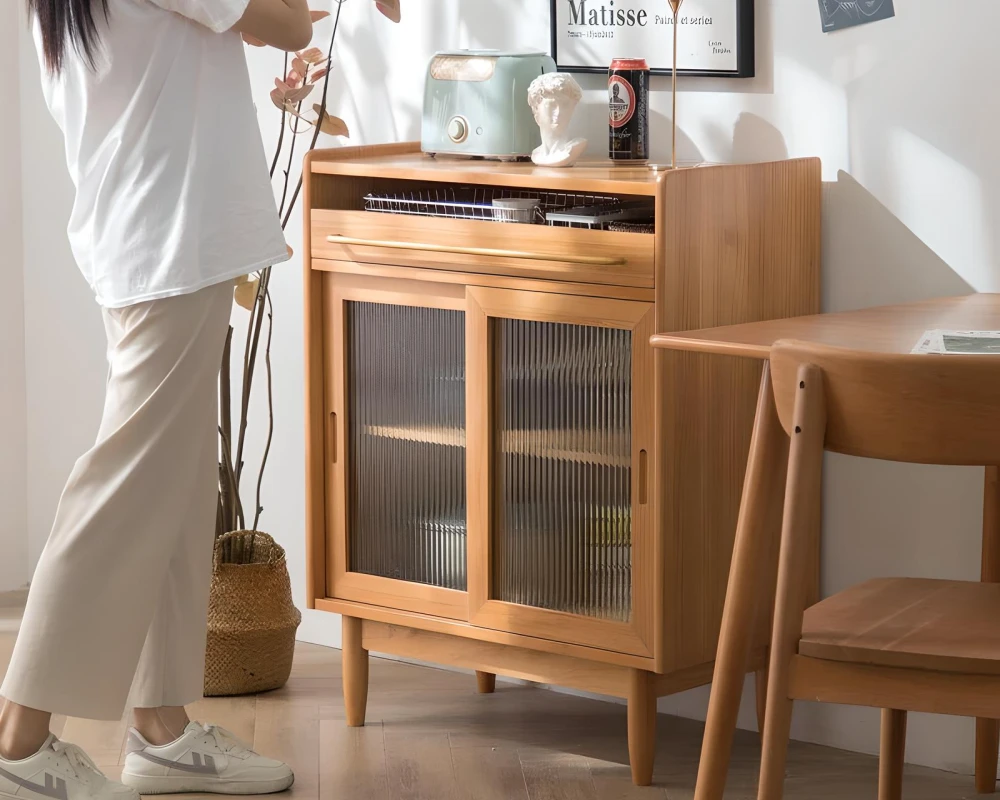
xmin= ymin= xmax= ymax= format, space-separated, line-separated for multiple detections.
xmin=822 ymin=170 xmax=972 ymax=313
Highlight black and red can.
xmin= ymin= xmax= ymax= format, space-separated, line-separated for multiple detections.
xmin=608 ymin=58 xmax=649 ymax=162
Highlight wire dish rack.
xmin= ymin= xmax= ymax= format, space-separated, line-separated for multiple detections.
xmin=363 ymin=187 xmax=653 ymax=230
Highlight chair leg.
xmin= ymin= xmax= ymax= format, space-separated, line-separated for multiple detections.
xmin=755 ymin=659 xmax=769 ymax=734
xmin=757 ymin=668 xmax=795 ymax=800
xmin=343 ymin=616 xmax=369 ymax=727
xmin=977 ymin=468 xmax=1000 ymax=793
xmin=757 ymin=364 xmax=827 ymax=800
xmin=627 ymin=669 xmax=656 ymax=786
xmin=878 ymin=709 xmax=906 ymax=800
xmin=476 ymin=671 xmax=496 ymax=694
xmin=695 ymin=366 xmax=789 ymax=800
xmin=975 ymin=719 xmax=999 ymax=794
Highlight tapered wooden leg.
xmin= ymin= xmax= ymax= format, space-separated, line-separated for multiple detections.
xmin=977 ymin=467 xmax=1000 ymax=793
xmin=476 ymin=671 xmax=496 ymax=694
xmin=976 ymin=720 xmax=999 ymax=794
xmin=755 ymin=659 xmax=769 ymax=734
xmin=343 ymin=616 xmax=369 ymax=727
xmin=695 ymin=365 xmax=789 ymax=800
xmin=758 ymin=365 xmax=826 ymax=800
xmin=878 ymin=709 xmax=907 ymax=800
xmin=627 ymin=669 xmax=656 ymax=786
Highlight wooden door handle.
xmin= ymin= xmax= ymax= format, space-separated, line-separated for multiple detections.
xmin=326 ymin=235 xmax=626 ymax=267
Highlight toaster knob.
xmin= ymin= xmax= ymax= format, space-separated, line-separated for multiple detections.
xmin=447 ymin=116 xmax=469 ymax=144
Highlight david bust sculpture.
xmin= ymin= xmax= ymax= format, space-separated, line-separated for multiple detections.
xmin=527 ymin=72 xmax=587 ymax=168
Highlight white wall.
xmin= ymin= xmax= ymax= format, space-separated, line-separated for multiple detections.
xmin=0 ymin=1 xmax=28 ymax=593
xmin=14 ymin=0 xmax=996 ymax=776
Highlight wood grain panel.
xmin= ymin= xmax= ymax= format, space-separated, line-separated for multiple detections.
xmin=312 ymin=210 xmax=654 ymax=288
xmin=800 ymin=578 xmax=1000 ymax=674
xmin=317 ymin=598 xmax=655 ymax=670
xmin=311 ymin=259 xmax=655 ymax=303
xmin=655 ymin=158 xmax=821 ymax=673
xmin=310 ymin=148 xmax=661 ymax=196
xmin=361 ymin=621 xmax=632 ymax=698
xmin=788 ymin=655 xmax=1000 ymax=718
xmin=650 ymin=294 xmax=1000 ymax=360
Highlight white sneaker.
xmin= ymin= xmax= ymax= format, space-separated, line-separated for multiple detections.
xmin=120 ymin=722 xmax=293 ymax=795
xmin=0 ymin=735 xmax=139 ymax=800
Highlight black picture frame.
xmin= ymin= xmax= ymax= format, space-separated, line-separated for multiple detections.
xmin=550 ymin=0 xmax=755 ymax=79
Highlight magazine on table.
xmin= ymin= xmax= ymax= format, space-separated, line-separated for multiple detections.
xmin=912 ymin=330 xmax=1000 ymax=355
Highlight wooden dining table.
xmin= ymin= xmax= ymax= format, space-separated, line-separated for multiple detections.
xmin=650 ymin=294 xmax=1000 ymax=800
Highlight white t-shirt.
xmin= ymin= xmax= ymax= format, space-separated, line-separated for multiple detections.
xmin=35 ymin=0 xmax=290 ymax=308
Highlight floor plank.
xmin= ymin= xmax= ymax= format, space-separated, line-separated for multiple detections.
xmin=384 ymin=731 xmax=460 ymax=800
xmin=451 ymin=745 xmax=529 ymax=800
xmin=519 ymin=748 xmax=599 ymax=800
xmin=319 ymin=720 xmax=389 ymax=800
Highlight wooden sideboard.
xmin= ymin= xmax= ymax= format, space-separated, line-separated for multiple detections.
xmin=303 ymin=142 xmax=821 ymax=785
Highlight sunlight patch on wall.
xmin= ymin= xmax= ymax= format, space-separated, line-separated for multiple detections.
xmin=774 ymin=54 xmax=849 ymax=180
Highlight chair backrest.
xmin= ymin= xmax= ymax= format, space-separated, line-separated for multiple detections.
xmin=769 ymin=339 xmax=1000 ymax=466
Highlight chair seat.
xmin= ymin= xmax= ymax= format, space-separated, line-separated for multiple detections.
xmin=800 ymin=577 xmax=1000 ymax=675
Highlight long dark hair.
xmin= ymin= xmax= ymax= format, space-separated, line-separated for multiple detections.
xmin=30 ymin=0 xmax=109 ymax=73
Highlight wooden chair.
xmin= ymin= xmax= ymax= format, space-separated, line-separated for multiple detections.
xmin=757 ymin=339 xmax=1000 ymax=800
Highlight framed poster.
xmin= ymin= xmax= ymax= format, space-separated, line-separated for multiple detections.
xmin=550 ymin=0 xmax=755 ymax=78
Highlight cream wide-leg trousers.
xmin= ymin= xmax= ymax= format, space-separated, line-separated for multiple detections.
xmin=1 ymin=282 xmax=233 ymax=720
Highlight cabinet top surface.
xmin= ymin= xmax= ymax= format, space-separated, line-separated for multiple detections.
xmin=308 ymin=144 xmax=693 ymax=194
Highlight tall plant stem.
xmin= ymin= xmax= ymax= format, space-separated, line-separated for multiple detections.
xmin=252 ymin=290 xmax=275 ymax=530
xmin=282 ymin=0 xmax=343 ymax=227
xmin=270 ymin=52 xmax=290 ymax=178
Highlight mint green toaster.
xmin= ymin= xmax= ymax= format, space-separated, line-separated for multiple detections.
xmin=421 ymin=50 xmax=556 ymax=161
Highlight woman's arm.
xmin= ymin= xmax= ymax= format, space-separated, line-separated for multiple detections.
xmin=231 ymin=0 xmax=312 ymax=52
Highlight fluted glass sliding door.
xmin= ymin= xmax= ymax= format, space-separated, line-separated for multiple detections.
xmin=324 ymin=276 xmax=468 ymax=620
xmin=467 ymin=287 xmax=656 ymax=656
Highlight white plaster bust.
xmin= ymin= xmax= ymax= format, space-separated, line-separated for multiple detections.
xmin=527 ymin=73 xmax=587 ymax=168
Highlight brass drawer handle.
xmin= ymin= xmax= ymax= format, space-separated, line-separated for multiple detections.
xmin=326 ymin=235 xmax=626 ymax=267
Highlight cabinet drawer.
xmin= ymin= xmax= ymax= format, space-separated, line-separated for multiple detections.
xmin=311 ymin=209 xmax=654 ymax=288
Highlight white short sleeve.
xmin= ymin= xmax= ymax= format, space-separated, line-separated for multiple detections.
xmin=148 ymin=0 xmax=250 ymax=32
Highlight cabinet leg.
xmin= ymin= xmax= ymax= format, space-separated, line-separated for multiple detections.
xmin=627 ymin=669 xmax=656 ymax=786
xmin=343 ymin=616 xmax=369 ymax=727
xmin=476 ymin=671 xmax=496 ymax=694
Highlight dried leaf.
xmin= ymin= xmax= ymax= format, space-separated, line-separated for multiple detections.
xmin=291 ymin=57 xmax=308 ymax=77
xmin=234 ymin=278 xmax=260 ymax=310
xmin=312 ymin=105 xmax=349 ymax=137
xmin=375 ymin=0 xmax=401 ymax=22
xmin=269 ymin=87 xmax=287 ymax=112
xmin=285 ymin=83 xmax=314 ymax=103
xmin=309 ymin=66 xmax=328 ymax=83
xmin=667 ymin=0 xmax=683 ymax=12
xmin=286 ymin=244 xmax=294 ymax=259
xmin=298 ymin=47 xmax=325 ymax=64
xmin=310 ymin=9 xmax=330 ymax=22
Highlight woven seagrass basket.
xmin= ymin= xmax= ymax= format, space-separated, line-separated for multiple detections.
xmin=204 ymin=531 xmax=302 ymax=697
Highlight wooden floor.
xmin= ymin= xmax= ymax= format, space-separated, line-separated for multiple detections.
xmin=0 ymin=600 xmax=983 ymax=799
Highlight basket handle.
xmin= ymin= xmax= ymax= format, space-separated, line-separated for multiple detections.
xmin=326 ymin=235 xmax=627 ymax=267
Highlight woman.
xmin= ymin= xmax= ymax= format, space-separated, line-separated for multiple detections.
xmin=0 ymin=0 xmax=312 ymax=796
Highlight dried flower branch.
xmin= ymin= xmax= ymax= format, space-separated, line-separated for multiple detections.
xmin=217 ymin=0 xmax=401 ymax=538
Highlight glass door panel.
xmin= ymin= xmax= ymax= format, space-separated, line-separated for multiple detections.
xmin=466 ymin=286 xmax=654 ymax=656
xmin=492 ymin=319 xmax=632 ymax=621
xmin=346 ymin=300 xmax=467 ymax=591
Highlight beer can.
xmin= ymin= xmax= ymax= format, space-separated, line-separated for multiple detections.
xmin=608 ymin=58 xmax=649 ymax=162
